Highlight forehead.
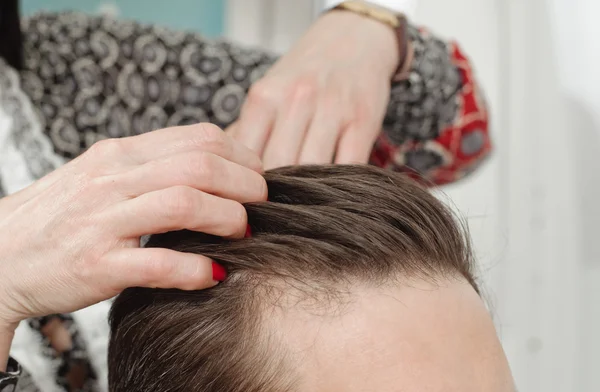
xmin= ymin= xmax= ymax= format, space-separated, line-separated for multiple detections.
xmin=266 ymin=278 xmax=514 ymax=392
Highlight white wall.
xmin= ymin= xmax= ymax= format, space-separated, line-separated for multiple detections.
xmin=224 ymin=1 xmax=599 ymax=390
xmin=549 ymin=0 xmax=600 ymax=390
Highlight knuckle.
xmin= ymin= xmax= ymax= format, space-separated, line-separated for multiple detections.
xmin=73 ymin=251 xmax=102 ymax=283
xmin=352 ymin=100 xmax=379 ymax=125
xmin=161 ymin=186 xmax=198 ymax=225
xmin=197 ymin=123 xmax=226 ymax=144
xmin=248 ymin=81 xmax=277 ymax=105
xmin=183 ymin=152 xmax=219 ymax=189
xmin=263 ymin=151 xmax=290 ymax=169
xmin=224 ymin=202 xmax=247 ymax=237
xmin=355 ymin=110 xmax=373 ymax=126
xmin=183 ymin=123 xmax=228 ymax=152
xmin=257 ymin=175 xmax=268 ymax=201
xmin=87 ymin=138 xmax=123 ymax=159
xmin=289 ymin=77 xmax=318 ymax=102
xmin=196 ymin=124 xmax=230 ymax=156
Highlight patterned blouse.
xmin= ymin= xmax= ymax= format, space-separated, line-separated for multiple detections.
xmin=0 ymin=11 xmax=489 ymax=392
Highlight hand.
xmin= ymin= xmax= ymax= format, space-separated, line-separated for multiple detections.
xmin=227 ymin=10 xmax=401 ymax=170
xmin=0 ymin=124 xmax=267 ymax=327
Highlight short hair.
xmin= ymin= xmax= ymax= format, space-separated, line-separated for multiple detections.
xmin=108 ymin=164 xmax=477 ymax=392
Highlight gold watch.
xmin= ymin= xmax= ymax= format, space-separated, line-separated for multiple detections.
xmin=332 ymin=1 xmax=411 ymax=80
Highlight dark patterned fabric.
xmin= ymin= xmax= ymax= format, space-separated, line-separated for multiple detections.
xmin=20 ymin=12 xmax=276 ymax=163
xmin=372 ymin=26 xmax=491 ymax=184
xmin=384 ymin=25 xmax=462 ymax=144
xmin=0 ymin=358 xmax=20 ymax=392
xmin=1 ymin=11 xmax=491 ymax=391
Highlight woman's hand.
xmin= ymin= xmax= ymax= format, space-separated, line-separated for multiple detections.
xmin=0 ymin=123 xmax=267 ymax=327
xmin=227 ymin=10 xmax=401 ymax=170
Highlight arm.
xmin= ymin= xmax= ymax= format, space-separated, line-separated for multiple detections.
xmin=370 ymin=25 xmax=491 ymax=185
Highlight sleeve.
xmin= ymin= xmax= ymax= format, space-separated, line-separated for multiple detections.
xmin=323 ymin=0 xmax=419 ymax=18
xmin=20 ymin=12 xmax=278 ymax=160
xmin=0 ymin=357 xmax=20 ymax=391
xmin=369 ymin=25 xmax=491 ymax=185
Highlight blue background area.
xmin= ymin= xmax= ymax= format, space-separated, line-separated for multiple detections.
xmin=21 ymin=0 xmax=225 ymax=36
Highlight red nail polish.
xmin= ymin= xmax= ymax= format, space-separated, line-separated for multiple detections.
xmin=245 ymin=224 xmax=252 ymax=238
xmin=212 ymin=262 xmax=227 ymax=282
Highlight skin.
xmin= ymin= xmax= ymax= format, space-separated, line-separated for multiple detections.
xmin=268 ymin=278 xmax=516 ymax=391
xmin=0 ymin=123 xmax=267 ymax=370
xmin=228 ymin=10 xmax=400 ymax=169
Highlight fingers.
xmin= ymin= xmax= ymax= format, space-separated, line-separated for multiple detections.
xmin=102 ymin=248 xmax=219 ymax=291
xmin=88 ymin=123 xmax=264 ymax=173
xmin=262 ymin=96 xmax=313 ymax=170
xmin=110 ymin=151 xmax=267 ymax=203
xmin=298 ymin=109 xmax=341 ymax=165
xmin=334 ymin=125 xmax=378 ymax=164
xmin=231 ymin=84 xmax=277 ymax=155
xmin=107 ymin=186 xmax=248 ymax=238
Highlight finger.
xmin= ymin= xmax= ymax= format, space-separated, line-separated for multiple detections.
xmin=298 ymin=109 xmax=341 ymax=165
xmin=334 ymin=125 xmax=378 ymax=164
xmin=262 ymin=97 xmax=313 ymax=170
xmin=111 ymin=150 xmax=267 ymax=203
xmin=90 ymin=123 xmax=264 ymax=173
xmin=224 ymin=121 xmax=239 ymax=137
xmin=102 ymin=248 xmax=220 ymax=291
xmin=106 ymin=186 xmax=247 ymax=238
xmin=232 ymin=95 xmax=276 ymax=155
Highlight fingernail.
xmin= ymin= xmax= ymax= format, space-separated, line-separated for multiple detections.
xmin=212 ymin=262 xmax=227 ymax=282
xmin=245 ymin=224 xmax=252 ymax=238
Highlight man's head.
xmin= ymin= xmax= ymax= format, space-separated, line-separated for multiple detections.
xmin=108 ymin=165 xmax=513 ymax=392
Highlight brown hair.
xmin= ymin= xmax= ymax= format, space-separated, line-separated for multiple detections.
xmin=108 ymin=164 xmax=477 ymax=392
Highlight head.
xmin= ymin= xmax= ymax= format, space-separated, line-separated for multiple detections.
xmin=109 ymin=164 xmax=514 ymax=392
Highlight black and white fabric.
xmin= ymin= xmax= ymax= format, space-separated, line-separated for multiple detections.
xmin=0 ymin=358 xmax=19 ymax=392
xmin=384 ymin=24 xmax=462 ymax=145
xmin=19 ymin=12 xmax=277 ymax=164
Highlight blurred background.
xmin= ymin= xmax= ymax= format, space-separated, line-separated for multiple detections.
xmin=20 ymin=0 xmax=600 ymax=390
xmin=22 ymin=0 xmax=225 ymax=35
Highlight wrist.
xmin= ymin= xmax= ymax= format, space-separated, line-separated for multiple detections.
xmin=0 ymin=294 xmax=21 ymax=334
xmin=0 ymin=323 xmax=16 ymax=372
xmin=0 ymin=290 xmax=21 ymax=331
xmin=326 ymin=8 xmax=406 ymax=79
